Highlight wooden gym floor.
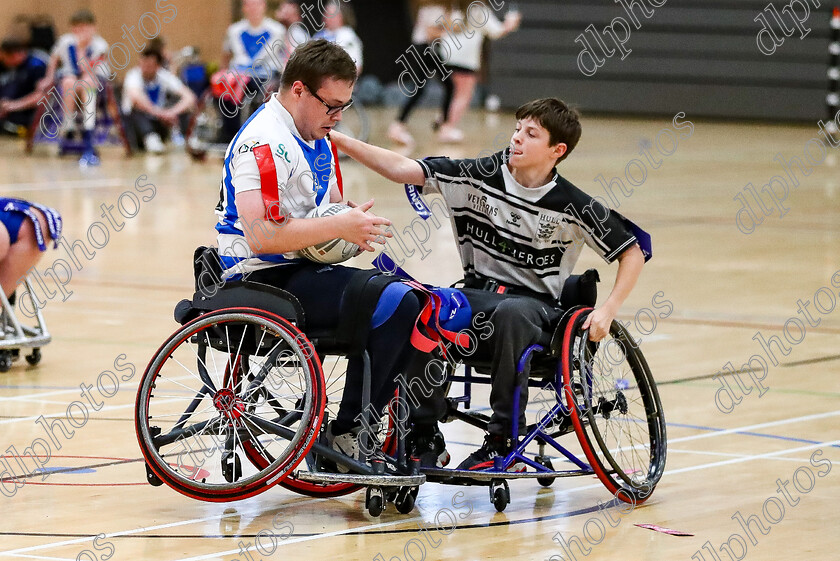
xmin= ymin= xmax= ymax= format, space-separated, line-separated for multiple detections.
xmin=0 ymin=107 xmax=838 ymax=561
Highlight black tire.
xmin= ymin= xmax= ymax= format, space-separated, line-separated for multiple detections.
xmin=25 ymin=348 xmax=42 ymax=366
xmin=535 ymin=457 xmax=555 ymax=487
xmin=562 ymin=308 xmax=667 ymax=504
xmin=491 ymin=486 xmax=509 ymax=512
xmin=366 ymin=487 xmax=384 ymax=517
xmin=0 ymin=352 xmax=11 ymax=373
xmin=135 ymin=309 xmax=325 ymax=502
xmin=395 ymin=486 xmax=418 ymax=514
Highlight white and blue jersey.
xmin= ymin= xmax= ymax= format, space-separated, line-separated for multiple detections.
xmin=224 ymin=18 xmax=286 ymax=74
xmin=121 ymin=67 xmax=185 ymax=114
xmin=215 ymin=94 xmax=340 ymax=279
xmin=51 ymin=33 xmax=108 ymax=79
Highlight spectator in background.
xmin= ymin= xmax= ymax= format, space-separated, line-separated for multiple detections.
xmin=122 ymin=47 xmax=196 ymax=154
xmin=436 ymin=1 xmax=520 ymax=143
xmin=314 ymin=1 xmax=363 ymax=75
xmin=387 ymin=0 xmax=450 ymax=146
xmin=40 ymin=9 xmax=109 ymax=165
xmin=275 ymin=0 xmax=309 ymax=63
xmin=217 ymin=0 xmax=286 ymax=143
xmin=0 ymin=37 xmax=48 ymax=136
xmin=223 ymin=0 xmax=286 ymax=75
xmin=27 ymin=14 xmax=56 ymax=54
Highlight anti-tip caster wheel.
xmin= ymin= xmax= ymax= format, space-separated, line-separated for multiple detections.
xmin=536 ymin=456 xmax=555 ymax=487
xmin=145 ymin=463 xmax=164 ymax=487
xmin=222 ymin=452 xmax=243 ymax=483
xmin=366 ymin=486 xmax=385 ymax=517
xmin=490 ymin=479 xmax=510 ymax=512
xmin=25 ymin=348 xmax=42 ymax=366
xmin=395 ymin=486 xmax=419 ymax=514
xmin=0 ymin=352 xmax=12 ymax=373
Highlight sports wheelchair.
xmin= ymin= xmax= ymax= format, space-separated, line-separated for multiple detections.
xmin=25 ymin=79 xmax=132 ymax=158
xmin=0 ymin=280 xmax=50 ymax=372
xmin=134 ymin=248 xmax=666 ymax=515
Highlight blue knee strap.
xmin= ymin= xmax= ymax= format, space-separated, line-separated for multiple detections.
xmin=371 ymin=282 xmax=413 ymax=329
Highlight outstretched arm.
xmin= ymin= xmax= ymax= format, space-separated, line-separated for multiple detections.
xmin=583 ymin=244 xmax=644 ymax=341
xmin=329 ymin=130 xmax=426 ymax=186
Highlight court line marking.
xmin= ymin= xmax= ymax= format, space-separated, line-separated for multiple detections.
xmin=0 ymin=389 xmax=87 ymax=403
xmin=0 ymin=498 xmax=320 ymax=557
xmin=0 ymin=412 xmax=835 ymax=555
xmin=2 ymin=435 xmax=837 ymax=559
xmin=667 ymin=448 xmax=811 ymax=463
xmin=663 ymin=438 xmax=840 ymax=477
xmin=7 ymin=554 xmax=76 ymax=561
xmin=0 ymin=179 xmax=124 ymax=192
xmin=166 ymin=437 xmax=840 ymax=561
xmin=667 ymin=409 xmax=840 ymax=444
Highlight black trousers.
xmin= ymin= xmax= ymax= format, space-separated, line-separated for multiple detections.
xmin=125 ymin=108 xmax=191 ymax=150
xmin=247 ymin=264 xmax=421 ymax=432
xmin=408 ymin=289 xmax=560 ymax=437
xmin=398 ymin=42 xmax=455 ymax=124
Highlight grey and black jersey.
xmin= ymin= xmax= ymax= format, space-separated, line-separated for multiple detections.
xmin=416 ymin=150 xmax=637 ymax=301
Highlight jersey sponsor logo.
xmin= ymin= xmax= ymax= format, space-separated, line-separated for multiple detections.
xmin=274 ymin=143 xmax=291 ymax=163
xmin=463 ymin=219 xmax=560 ymax=267
xmin=505 ymin=211 xmax=522 ymax=228
xmin=237 ymin=140 xmax=260 ymax=154
xmin=466 ymin=193 xmax=499 ymax=217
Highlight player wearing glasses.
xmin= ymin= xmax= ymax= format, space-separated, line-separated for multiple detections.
xmin=213 ymin=39 xmax=421 ymax=464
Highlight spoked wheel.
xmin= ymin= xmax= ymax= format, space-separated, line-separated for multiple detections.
xmin=561 ymin=308 xmax=666 ymax=504
xmin=275 ymin=353 xmax=398 ymax=497
xmin=135 ymin=308 xmax=325 ymax=502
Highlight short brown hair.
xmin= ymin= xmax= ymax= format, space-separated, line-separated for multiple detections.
xmin=70 ymin=9 xmax=96 ymax=25
xmin=141 ymin=47 xmax=164 ymax=65
xmin=515 ymin=98 xmax=582 ymax=163
xmin=281 ymin=39 xmax=357 ymax=91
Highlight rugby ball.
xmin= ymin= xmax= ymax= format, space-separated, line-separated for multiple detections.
xmin=299 ymin=203 xmax=360 ymax=264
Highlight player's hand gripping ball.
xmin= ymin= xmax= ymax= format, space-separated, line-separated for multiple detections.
xmin=299 ymin=203 xmax=361 ymax=264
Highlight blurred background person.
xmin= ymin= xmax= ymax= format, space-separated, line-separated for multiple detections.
xmin=218 ymin=0 xmax=285 ymax=143
xmin=222 ymin=0 xmax=285 ymax=74
xmin=436 ymin=0 xmax=520 ymax=143
xmin=122 ymin=46 xmax=196 ymax=154
xmin=40 ymin=9 xmax=109 ymax=165
xmin=314 ymin=1 xmax=363 ymax=75
xmin=0 ymin=36 xmax=47 ymax=136
xmin=387 ymin=0 xmax=449 ymax=146
xmin=275 ymin=0 xmax=308 ymax=64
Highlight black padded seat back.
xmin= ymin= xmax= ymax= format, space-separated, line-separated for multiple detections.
xmin=191 ymin=281 xmax=305 ymax=327
xmin=559 ymin=269 xmax=600 ymax=309
xmin=174 ymin=246 xmax=305 ymax=327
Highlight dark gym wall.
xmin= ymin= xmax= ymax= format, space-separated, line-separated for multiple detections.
xmin=486 ymin=0 xmax=834 ymax=121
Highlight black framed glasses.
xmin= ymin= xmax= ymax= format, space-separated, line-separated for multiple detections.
xmin=304 ymin=83 xmax=354 ymax=116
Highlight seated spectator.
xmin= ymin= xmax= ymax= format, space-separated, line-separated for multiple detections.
xmin=122 ymin=47 xmax=196 ymax=154
xmin=40 ymin=9 xmax=109 ymax=165
xmin=0 ymin=36 xmax=48 ymax=136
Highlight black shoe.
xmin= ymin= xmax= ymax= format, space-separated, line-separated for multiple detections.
xmin=456 ymin=434 xmax=525 ymax=472
xmin=408 ymin=424 xmax=450 ymax=468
